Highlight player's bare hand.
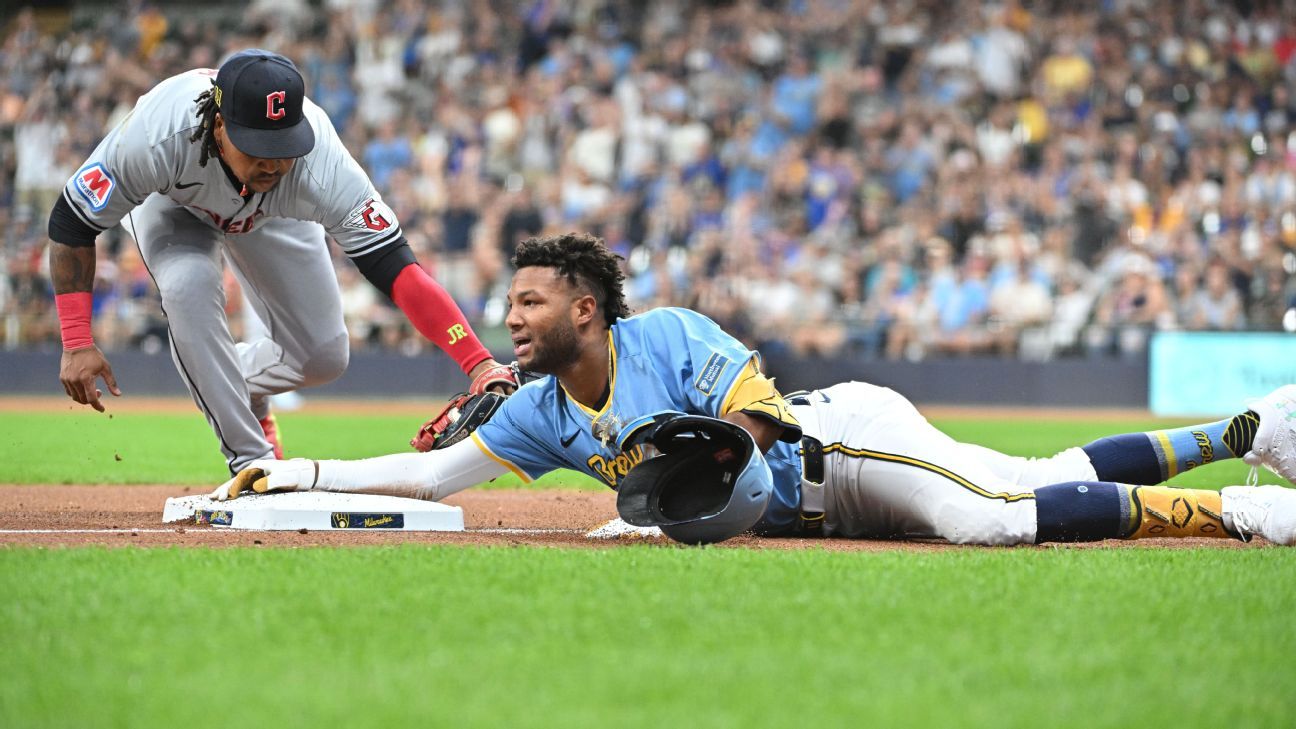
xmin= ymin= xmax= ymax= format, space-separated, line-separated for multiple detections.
xmin=209 ymin=459 xmax=318 ymax=501
xmin=59 ymin=346 xmax=121 ymax=412
xmin=468 ymin=359 xmax=518 ymax=395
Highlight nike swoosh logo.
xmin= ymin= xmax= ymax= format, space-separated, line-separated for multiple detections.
xmin=820 ymin=392 xmax=831 ymax=403
xmin=175 ymin=181 xmax=201 ymax=189
xmin=560 ymin=431 xmax=579 ymax=448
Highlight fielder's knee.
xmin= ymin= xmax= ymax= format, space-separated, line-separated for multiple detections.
xmin=299 ymin=333 xmax=349 ymax=386
xmin=156 ymin=266 xmax=225 ymax=320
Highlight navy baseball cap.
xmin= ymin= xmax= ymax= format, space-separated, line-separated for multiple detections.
xmin=215 ymin=49 xmax=315 ymax=159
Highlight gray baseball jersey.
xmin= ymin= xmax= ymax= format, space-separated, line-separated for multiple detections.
xmin=56 ymin=67 xmax=408 ymax=473
xmin=62 ymin=68 xmax=401 ymax=258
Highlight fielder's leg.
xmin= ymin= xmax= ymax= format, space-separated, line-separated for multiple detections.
xmin=223 ymin=217 xmax=349 ymax=461
xmin=236 ymin=293 xmax=287 ymax=458
xmin=221 ymin=217 xmax=349 ymax=410
xmin=127 ymin=195 xmax=275 ymax=472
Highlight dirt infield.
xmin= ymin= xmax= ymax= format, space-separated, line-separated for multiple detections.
xmin=0 ymin=486 xmax=615 ymax=549
xmin=0 ymin=485 xmax=1258 ymax=551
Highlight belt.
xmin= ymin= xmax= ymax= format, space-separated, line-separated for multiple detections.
xmin=798 ymin=435 xmax=826 ymax=536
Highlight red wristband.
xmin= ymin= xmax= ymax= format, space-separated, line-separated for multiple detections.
xmin=390 ymin=264 xmax=491 ymax=373
xmin=55 ymin=292 xmax=95 ymax=351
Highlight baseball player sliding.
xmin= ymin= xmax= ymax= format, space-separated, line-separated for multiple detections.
xmin=48 ymin=50 xmax=514 ymax=474
xmin=211 ymin=233 xmax=1296 ymax=547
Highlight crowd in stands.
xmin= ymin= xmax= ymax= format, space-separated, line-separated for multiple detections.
xmin=1 ymin=0 xmax=1294 ymax=363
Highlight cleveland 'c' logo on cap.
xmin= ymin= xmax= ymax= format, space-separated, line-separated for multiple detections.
xmin=266 ymin=91 xmax=287 ymax=120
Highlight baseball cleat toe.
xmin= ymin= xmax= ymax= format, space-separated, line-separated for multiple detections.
xmin=1243 ymin=385 xmax=1296 ymax=485
xmin=1222 ymin=485 xmax=1296 ymax=546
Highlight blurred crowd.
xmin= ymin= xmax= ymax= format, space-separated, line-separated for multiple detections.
xmin=1 ymin=0 xmax=1294 ymax=362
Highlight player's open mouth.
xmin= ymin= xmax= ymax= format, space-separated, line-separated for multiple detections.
xmin=512 ymin=337 xmax=531 ymax=357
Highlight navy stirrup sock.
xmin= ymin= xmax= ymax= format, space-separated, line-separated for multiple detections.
xmin=1082 ymin=435 xmax=1162 ymax=484
xmin=1033 ymin=481 xmax=1128 ymax=543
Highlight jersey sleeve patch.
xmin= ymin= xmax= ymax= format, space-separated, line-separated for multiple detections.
xmin=694 ymin=352 xmax=731 ymax=395
xmin=74 ymin=163 xmax=116 ymax=212
xmin=343 ymin=197 xmax=396 ymax=232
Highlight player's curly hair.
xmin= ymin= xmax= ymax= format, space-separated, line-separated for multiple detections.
xmin=189 ymin=84 xmax=221 ymax=167
xmin=513 ymin=232 xmax=632 ymax=326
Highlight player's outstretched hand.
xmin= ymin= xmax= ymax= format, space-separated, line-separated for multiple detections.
xmin=59 ymin=346 xmax=121 ymax=412
xmin=209 ymin=458 xmax=318 ymax=501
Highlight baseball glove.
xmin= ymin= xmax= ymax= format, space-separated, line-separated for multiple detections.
xmin=411 ymin=391 xmax=507 ymax=452
xmin=469 ymin=362 xmax=520 ymax=395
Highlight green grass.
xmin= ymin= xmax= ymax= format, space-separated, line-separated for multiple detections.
xmin=0 ymin=410 xmax=598 ymax=488
xmin=1 ymin=546 xmax=1292 ymax=729
xmin=0 ymin=409 xmax=1283 ymax=488
xmin=2 ymin=407 xmax=1293 ymax=727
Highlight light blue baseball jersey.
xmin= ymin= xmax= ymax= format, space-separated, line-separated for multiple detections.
xmin=472 ymin=307 xmax=805 ymax=534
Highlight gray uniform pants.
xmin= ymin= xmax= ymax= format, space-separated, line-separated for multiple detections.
xmin=127 ymin=194 xmax=349 ymax=473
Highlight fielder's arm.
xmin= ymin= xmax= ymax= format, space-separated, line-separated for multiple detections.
xmin=49 ymin=84 xmax=168 ymax=411
xmin=350 ymin=239 xmax=495 ymax=374
xmin=305 ymin=103 xmax=499 ymax=379
xmin=211 ymin=436 xmax=508 ymax=501
xmin=49 ymin=241 xmax=96 ymax=293
xmin=49 ymin=240 xmax=121 ymax=411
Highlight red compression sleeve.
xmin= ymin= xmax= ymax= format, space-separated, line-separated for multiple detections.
xmin=390 ymin=264 xmax=492 ymax=373
xmin=55 ymin=292 xmax=95 ymax=350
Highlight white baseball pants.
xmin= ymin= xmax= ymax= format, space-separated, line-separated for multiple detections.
xmin=790 ymin=382 xmax=1099 ymax=545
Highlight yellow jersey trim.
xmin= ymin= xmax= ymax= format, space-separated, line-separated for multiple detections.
xmin=719 ymin=356 xmax=800 ymax=434
xmin=718 ymin=355 xmax=759 ymax=415
xmin=564 ymin=331 xmax=617 ymax=419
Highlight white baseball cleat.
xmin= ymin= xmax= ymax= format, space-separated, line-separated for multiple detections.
xmin=1243 ymin=384 xmax=1296 ymax=485
xmin=1221 ymin=485 xmax=1296 ymax=545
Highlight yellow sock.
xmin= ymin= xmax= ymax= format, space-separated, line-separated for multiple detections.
xmin=1126 ymin=487 xmax=1230 ymax=539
